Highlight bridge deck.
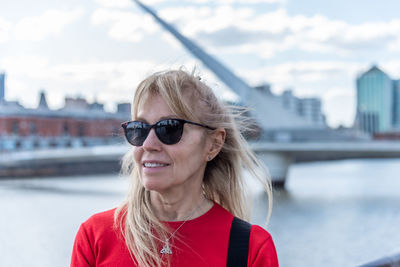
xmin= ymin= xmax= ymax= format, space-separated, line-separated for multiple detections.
xmin=250 ymin=141 xmax=400 ymax=162
xmin=1 ymin=141 xmax=399 ymax=177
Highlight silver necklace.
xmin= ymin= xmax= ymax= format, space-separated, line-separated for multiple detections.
xmin=160 ymin=197 xmax=206 ymax=255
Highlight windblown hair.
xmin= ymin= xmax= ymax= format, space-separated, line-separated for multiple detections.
xmin=115 ymin=68 xmax=273 ymax=267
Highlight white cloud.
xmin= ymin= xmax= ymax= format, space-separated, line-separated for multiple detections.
xmin=160 ymin=32 xmax=184 ymax=50
xmin=93 ymin=0 xmax=133 ymax=8
xmin=91 ymin=8 xmax=159 ymax=42
xmin=4 ymin=56 xmax=155 ymax=86
xmin=235 ymin=41 xmax=287 ymax=59
xmin=125 ymin=0 xmax=285 ymax=4
xmin=90 ymin=1 xmax=400 ymax=61
xmin=0 ymin=17 xmax=11 ymax=43
xmin=139 ymin=0 xmax=171 ymax=4
xmin=159 ymin=6 xmax=213 ymax=28
xmin=223 ymin=0 xmax=285 ymax=3
xmin=239 ymin=61 xmax=361 ymax=88
xmin=189 ymin=0 xmax=285 ymax=3
xmin=1 ymin=55 xmax=165 ymax=109
xmin=387 ymin=38 xmax=400 ymax=52
xmin=2 ymin=55 xmax=50 ymax=79
xmin=160 ymin=5 xmax=254 ymax=37
xmin=153 ymin=6 xmax=400 ymax=58
xmin=13 ymin=8 xmax=84 ymax=41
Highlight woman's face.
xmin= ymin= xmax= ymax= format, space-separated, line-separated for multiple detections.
xmin=133 ymin=94 xmax=211 ymax=194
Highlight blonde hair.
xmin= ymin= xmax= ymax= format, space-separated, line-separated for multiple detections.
xmin=115 ymin=68 xmax=273 ymax=267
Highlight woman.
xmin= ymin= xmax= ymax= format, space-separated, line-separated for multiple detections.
xmin=71 ymin=69 xmax=278 ymax=267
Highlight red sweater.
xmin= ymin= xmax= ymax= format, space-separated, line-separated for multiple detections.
xmin=71 ymin=203 xmax=278 ymax=266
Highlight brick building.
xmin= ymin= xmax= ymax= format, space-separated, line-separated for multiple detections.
xmin=0 ymin=96 xmax=130 ymax=151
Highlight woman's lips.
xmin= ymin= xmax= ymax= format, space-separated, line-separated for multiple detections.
xmin=143 ymin=162 xmax=169 ymax=168
xmin=142 ymin=161 xmax=170 ymax=172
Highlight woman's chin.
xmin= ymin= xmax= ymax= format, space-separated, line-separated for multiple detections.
xmin=141 ymin=178 xmax=169 ymax=193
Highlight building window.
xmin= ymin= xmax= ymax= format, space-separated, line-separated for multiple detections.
xmin=111 ymin=125 xmax=120 ymax=137
xmin=12 ymin=121 xmax=19 ymax=135
xmin=63 ymin=122 xmax=69 ymax=136
xmin=30 ymin=122 xmax=37 ymax=135
xmin=78 ymin=123 xmax=85 ymax=137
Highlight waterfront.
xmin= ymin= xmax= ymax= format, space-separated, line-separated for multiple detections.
xmin=0 ymin=159 xmax=399 ymax=267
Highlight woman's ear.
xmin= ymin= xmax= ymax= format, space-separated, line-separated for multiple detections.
xmin=206 ymin=128 xmax=226 ymax=161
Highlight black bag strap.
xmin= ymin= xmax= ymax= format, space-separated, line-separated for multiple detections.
xmin=227 ymin=217 xmax=251 ymax=267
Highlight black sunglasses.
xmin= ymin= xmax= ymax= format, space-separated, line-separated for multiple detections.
xmin=121 ymin=118 xmax=215 ymax=146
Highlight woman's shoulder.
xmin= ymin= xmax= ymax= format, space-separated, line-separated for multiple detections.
xmin=248 ymin=225 xmax=279 ymax=266
xmin=72 ymin=208 xmax=129 ymax=265
xmin=249 ymin=224 xmax=272 ymax=243
xmin=84 ymin=208 xmax=117 ymax=225
xmin=80 ymin=208 xmax=118 ymax=238
xmin=78 ymin=208 xmax=123 ymax=247
xmin=81 ymin=208 xmax=117 ymax=229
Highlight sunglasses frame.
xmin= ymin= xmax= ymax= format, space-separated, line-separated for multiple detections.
xmin=121 ymin=118 xmax=215 ymax=146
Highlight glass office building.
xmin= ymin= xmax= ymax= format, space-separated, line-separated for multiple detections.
xmin=356 ymin=66 xmax=393 ymax=134
xmin=393 ymin=79 xmax=400 ymax=129
xmin=0 ymin=73 xmax=5 ymax=102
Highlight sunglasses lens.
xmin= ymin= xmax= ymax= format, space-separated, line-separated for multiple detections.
xmin=123 ymin=119 xmax=184 ymax=146
xmin=156 ymin=119 xmax=184 ymax=145
xmin=125 ymin=121 xmax=150 ymax=146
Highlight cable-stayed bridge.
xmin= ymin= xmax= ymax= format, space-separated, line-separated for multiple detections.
xmin=131 ymin=0 xmax=400 ymax=186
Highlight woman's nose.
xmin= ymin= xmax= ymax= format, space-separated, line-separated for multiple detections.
xmin=142 ymin=128 xmax=162 ymax=150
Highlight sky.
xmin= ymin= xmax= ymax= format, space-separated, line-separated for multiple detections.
xmin=1 ymin=0 xmax=400 ymax=128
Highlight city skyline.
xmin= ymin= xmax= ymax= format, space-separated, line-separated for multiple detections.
xmin=1 ymin=0 xmax=400 ymax=128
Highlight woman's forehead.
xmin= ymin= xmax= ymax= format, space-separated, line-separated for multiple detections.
xmin=134 ymin=87 xmax=203 ymax=121
xmin=137 ymin=94 xmax=170 ymax=112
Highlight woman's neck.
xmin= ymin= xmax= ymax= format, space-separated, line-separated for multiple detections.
xmin=150 ymin=189 xmax=212 ymax=221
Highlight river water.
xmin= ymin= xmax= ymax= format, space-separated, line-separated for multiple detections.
xmin=0 ymin=159 xmax=399 ymax=267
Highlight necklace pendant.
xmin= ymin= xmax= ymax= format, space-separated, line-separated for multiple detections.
xmin=160 ymin=241 xmax=172 ymax=255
